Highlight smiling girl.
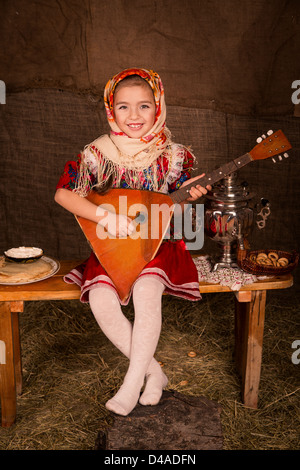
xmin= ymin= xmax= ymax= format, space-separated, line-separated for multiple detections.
xmin=55 ymin=68 xmax=210 ymax=416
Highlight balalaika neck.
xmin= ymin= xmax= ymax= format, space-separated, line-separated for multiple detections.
xmin=169 ymin=152 xmax=253 ymax=204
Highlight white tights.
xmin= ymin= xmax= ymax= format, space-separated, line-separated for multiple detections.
xmin=89 ymin=277 xmax=168 ymax=416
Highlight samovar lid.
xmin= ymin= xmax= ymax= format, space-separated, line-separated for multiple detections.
xmin=205 ymin=172 xmax=255 ymax=202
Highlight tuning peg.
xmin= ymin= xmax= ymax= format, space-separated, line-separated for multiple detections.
xmin=256 ymin=134 xmax=266 ymax=143
xmin=256 ymin=130 xmax=274 ymax=143
xmin=272 ymin=155 xmax=283 ymax=162
xmin=272 ymin=153 xmax=289 ymax=163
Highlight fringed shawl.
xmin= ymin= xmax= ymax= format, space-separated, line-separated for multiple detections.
xmin=75 ymin=141 xmax=192 ymax=196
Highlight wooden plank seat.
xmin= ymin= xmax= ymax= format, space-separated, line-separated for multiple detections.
xmin=0 ymin=260 xmax=293 ymax=427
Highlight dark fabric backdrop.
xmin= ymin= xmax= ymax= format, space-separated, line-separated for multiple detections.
xmin=1 ymin=0 xmax=300 ymax=115
xmin=0 ymin=0 xmax=299 ymax=287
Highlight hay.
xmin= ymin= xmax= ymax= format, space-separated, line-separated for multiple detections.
xmin=0 ymin=287 xmax=299 ymax=450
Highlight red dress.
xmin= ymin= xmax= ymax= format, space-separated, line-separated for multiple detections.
xmin=56 ymin=148 xmax=201 ymax=305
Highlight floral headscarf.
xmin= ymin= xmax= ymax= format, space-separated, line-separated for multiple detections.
xmin=104 ymin=68 xmax=164 ymax=127
xmin=101 ymin=68 xmax=171 ymax=162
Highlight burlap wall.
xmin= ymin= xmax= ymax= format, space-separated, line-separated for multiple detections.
xmin=0 ymin=0 xmax=299 ymax=286
xmin=1 ymin=0 xmax=299 ymax=114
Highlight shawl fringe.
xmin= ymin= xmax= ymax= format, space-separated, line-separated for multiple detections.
xmin=74 ymin=142 xmax=195 ymax=197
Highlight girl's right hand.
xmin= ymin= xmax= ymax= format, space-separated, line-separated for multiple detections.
xmin=54 ymin=189 xmax=135 ymax=238
xmin=98 ymin=210 xmax=135 ymax=238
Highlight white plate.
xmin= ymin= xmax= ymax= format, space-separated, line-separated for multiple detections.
xmin=0 ymin=256 xmax=60 ymax=285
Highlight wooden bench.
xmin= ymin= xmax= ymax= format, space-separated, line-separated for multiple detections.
xmin=0 ymin=260 xmax=293 ymax=427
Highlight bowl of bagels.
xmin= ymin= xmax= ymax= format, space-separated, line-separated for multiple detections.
xmin=237 ymin=249 xmax=299 ymax=275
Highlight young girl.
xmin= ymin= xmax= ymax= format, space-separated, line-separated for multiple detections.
xmin=55 ymin=68 xmax=210 ymax=416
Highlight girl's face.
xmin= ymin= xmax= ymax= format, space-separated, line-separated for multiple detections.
xmin=113 ymin=84 xmax=156 ymax=139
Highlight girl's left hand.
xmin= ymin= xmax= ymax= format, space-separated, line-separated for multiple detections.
xmin=181 ymin=173 xmax=212 ymax=202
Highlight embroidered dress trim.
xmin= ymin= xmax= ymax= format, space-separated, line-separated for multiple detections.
xmin=64 ymin=267 xmax=200 ymax=305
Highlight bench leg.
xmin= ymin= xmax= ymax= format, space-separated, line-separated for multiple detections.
xmin=10 ymin=301 xmax=23 ymax=396
xmin=0 ymin=302 xmax=17 ymax=427
xmin=234 ymin=290 xmax=267 ymax=409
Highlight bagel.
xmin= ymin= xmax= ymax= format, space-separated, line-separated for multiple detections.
xmin=278 ymin=257 xmax=289 ymax=267
xmin=188 ymin=351 xmax=197 ymax=358
xmin=257 ymin=252 xmax=268 ymax=259
xmin=268 ymin=252 xmax=279 ymax=261
xmin=257 ymin=258 xmax=268 ymax=265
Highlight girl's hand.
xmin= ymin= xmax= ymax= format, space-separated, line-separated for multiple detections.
xmin=54 ymin=189 xmax=135 ymax=237
xmin=98 ymin=211 xmax=135 ymax=238
xmin=181 ymin=173 xmax=212 ymax=202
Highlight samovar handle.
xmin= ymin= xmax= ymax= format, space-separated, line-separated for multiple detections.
xmin=256 ymin=198 xmax=271 ymax=229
